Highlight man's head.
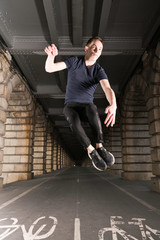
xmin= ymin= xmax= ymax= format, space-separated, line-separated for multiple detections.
xmin=86 ymin=36 xmax=103 ymax=46
xmin=85 ymin=36 xmax=103 ymax=61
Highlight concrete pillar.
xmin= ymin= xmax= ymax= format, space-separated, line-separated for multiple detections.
xmin=0 ymin=107 xmax=6 ymax=187
xmin=46 ymin=124 xmax=53 ymax=173
xmin=0 ymin=52 xmax=35 ymax=185
xmin=3 ymin=84 xmax=34 ymax=184
xmin=0 ymin=51 xmax=73 ymax=187
xmin=57 ymin=143 xmax=61 ymax=169
xmin=61 ymin=150 xmax=65 ymax=167
xmin=148 ymin=42 xmax=160 ymax=192
xmin=103 ymin=115 xmax=122 ymax=175
xmin=148 ymin=97 xmax=160 ymax=192
xmin=32 ymin=109 xmax=46 ymax=175
xmin=56 ymin=140 xmax=59 ymax=170
xmin=0 ymin=54 xmax=8 ymax=187
xmin=121 ymin=41 xmax=160 ymax=188
xmin=63 ymin=150 xmax=73 ymax=167
xmin=52 ymin=137 xmax=56 ymax=170
xmin=121 ymin=75 xmax=152 ymax=180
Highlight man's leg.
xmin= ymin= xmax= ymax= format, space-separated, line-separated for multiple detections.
xmin=63 ymin=103 xmax=107 ymax=171
xmin=86 ymin=103 xmax=115 ymax=166
xmin=63 ymin=103 xmax=91 ymax=149
xmin=85 ymin=103 xmax=103 ymax=143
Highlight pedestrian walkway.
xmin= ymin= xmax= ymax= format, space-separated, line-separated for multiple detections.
xmin=0 ymin=167 xmax=160 ymax=240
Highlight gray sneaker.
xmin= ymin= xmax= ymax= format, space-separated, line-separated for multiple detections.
xmin=97 ymin=147 xmax=115 ymax=166
xmin=88 ymin=149 xmax=107 ymax=171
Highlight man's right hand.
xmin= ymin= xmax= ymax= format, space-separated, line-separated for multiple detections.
xmin=44 ymin=44 xmax=66 ymax=73
xmin=44 ymin=44 xmax=58 ymax=57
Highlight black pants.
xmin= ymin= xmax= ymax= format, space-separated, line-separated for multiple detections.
xmin=63 ymin=102 xmax=103 ymax=149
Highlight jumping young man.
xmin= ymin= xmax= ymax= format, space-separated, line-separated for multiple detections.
xmin=44 ymin=36 xmax=117 ymax=171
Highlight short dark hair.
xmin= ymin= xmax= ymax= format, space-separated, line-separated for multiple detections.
xmin=86 ymin=36 xmax=103 ymax=46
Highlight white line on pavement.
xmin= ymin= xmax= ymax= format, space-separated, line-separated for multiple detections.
xmin=74 ymin=218 xmax=81 ymax=240
xmin=95 ymin=172 xmax=160 ymax=216
xmin=0 ymin=169 xmax=68 ymax=211
xmin=0 ymin=180 xmax=48 ymax=211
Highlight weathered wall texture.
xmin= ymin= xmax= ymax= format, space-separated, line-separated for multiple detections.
xmin=121 ymin=41 xmax=160 ymax=191
xmin=0 ymin=51 xmax=73 ymax=186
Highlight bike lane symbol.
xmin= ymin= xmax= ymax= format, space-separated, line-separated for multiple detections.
xmin=128 ymin=218 xmax=160 ymax=240
xmin=98 ymin=216 xmax=138 ymax=240
xmin=21 ymin=216 xmax=58 ymax=240
xmin=98 ymin=216 xmax=160 ymax=240
xmin=0 ymin=218 xmax=20 ymax=240
xmin=0 ymin=216 xmax=58 ymax=240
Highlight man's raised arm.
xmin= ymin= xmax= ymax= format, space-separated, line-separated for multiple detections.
xmin=100 ymin=79 xmax=117 ymax=127
xmin=44 ymin=44 xmax=67 ymax=73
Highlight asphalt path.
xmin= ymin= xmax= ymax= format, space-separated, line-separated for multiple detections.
xmin=0 ymin=167 xmax=160 ymax=240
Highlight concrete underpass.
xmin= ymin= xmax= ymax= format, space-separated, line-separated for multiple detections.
xmin=0 ymin=1 xmax=160 ymax=239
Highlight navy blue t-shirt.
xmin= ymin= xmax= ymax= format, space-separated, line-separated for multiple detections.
xmin=64 ymin=56 xmax=108 ymax=104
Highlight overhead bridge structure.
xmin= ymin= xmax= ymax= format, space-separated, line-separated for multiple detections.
xmin=0 ymin=0 xmax=160 ymax=193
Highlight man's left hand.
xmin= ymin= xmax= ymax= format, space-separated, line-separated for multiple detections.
xmin=104 ymin=105 xmax=117 ymax=127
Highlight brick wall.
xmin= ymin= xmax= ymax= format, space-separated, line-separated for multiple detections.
xmin=121 ymin=75 xmax=152 ymax=180
xmin=121 ymin=41 xmax=160 ymax=192
xmin=103 ymin=116 xmax=122 ymax=175
xmin=0 ymin=51 xmax=73 ymax=187
xmin=3 ymin=82 xmax=34 ymax=184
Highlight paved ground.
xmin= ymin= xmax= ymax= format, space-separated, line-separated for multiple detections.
xmin=0 ymin=167 xmax=160 ymax=240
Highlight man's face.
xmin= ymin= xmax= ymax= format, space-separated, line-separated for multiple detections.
xmin=85 ymin=40 xmax=103 ymax=61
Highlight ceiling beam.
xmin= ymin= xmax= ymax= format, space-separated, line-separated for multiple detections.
xmin=35 ymin=93 xmax=65 ymax=98
xmin=98 ymin=0 xmax=112 ymax=39
xmin=5 ymin=47 xmax=144 ymax=56
xmin=142 ymin=13 xmax=160 ymax=48
xmin=56 ymin=56 xmax=67 ymax=93
xmin=58 ymin=0 xmax=70 ymax=36
xmin=43 ymin=0 xmax=67 ymax=92
xmin=43 ymin=0 xmax=58 ymax=46
xmin=72 ymin=0 xmax=83 ymax=46
xmin=48 ymin=108 xmax=64 ymax=115
xmin=5 ymin=36 xmax=143 ymax=56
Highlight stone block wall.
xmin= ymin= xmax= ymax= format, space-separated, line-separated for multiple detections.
xmin=103 ymin=116 xmax=122 ymax=175
xmin=0 ymin=54 xmax=7 ymax=187
xmin=52 ymin=137 xmax=58 ymax=170
xmin=57 ymin=144 xmax=61 ymax=169
xmin=149 ymin=43 xmax=160 ymax=192
xmin=121 ymin=82 xmax=152 ymax=180
xmin=46 ymin=129 xmax=53 ymax=173
xmin=32 ymin=107 xmax=49 ymax=176
xmin=3 ymin=83 xmax=34 ymax=184
xmin=0 ymin=51 xmax=73 ymax=187
xmin=121 ymin=41 xmax=160 ymax=192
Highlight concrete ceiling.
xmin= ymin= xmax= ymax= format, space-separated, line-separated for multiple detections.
xmin=0 ymin=0 xmax=160 ymax=163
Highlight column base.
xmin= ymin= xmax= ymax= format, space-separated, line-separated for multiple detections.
xmin=122 ymin=172 xmax=153 ymax=180
xmin=151 ymin=177 xmax=160 ymax=192
xmin=0 ymin=177 xmax=3 ymax=189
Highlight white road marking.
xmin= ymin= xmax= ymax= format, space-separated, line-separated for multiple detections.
xmin=0 ymin=216 xmax=58 ymax=240
xmin=106 ymin=179 xmax=160 ymax=214
xmin=0 ymin=169 xmax=68 ymax=211
xmin=74 ymin=218 xmax=81 ymax=240
xmin=95 ymin=172 xmax=160 ymax=216
xmin=21 ymin=216 xmax=58 ymax=240
xmin=0 ymin=181 xmax=47 ymax=211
